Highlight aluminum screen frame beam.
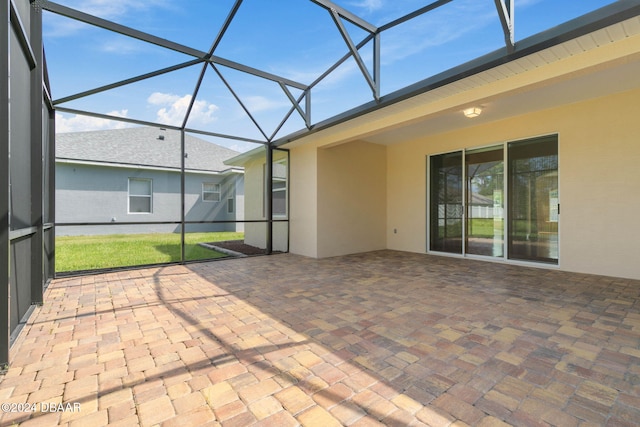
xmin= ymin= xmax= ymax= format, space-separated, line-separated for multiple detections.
xmin=43 ymin=2 xmax=206 ymax=58
xmin=310 ymin=0 xmax=377 ymax=34
xmin=328 ymin=7 xmax=379 ymax=102
xmin=29 ymin=0 xmax=44 ymax=306
xmin=54 ymin=106 xmax=268 ymax=145
xmin=44 ymin=0 xmax=309 ymax=138
xmin=43 ymin=2 xmax=307 ymax=92
xmin=53 ymin=59 xmax=205 ymax=106
xmin=209 ymin=62 xmax=270 ymax=142
xmin=183 ymin=0 xmax=243 ymax=130
xmin=494 ymin=0 xmax=515 ymax=53
xmin=1 ymin=0 xmax=10 ymax=368
xmin=379 ymin=0 xmax=454 ymax=32
xmin=10 ymin=0 xmax=35 ymax=69
xmin=274 ymin=0 xmax=640 ymax=147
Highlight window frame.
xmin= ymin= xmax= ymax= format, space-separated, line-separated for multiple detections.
xmin=227 ymin=195 xmax=234 ymax=214
xmin=128 ymin=177 xmax=153 ymax=214
xmin=202 ymin=182 xmax=221 ymax=202
xmin=271 ymin=159 xmax=288 ymax=218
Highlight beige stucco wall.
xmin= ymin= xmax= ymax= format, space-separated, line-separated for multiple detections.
xmin=286 ymin=89 xmax=640 ymax=279
xmin=283 ymin=26 xmax=640 ymax=279
xmin=289 ymin=144 xmax=318 ymax=257
xmin=387 ymin=86 xmax=640 ymax=279
xmin=317 ymin=141 xmax=387 ymax=258
xmin=241 ymin=151 xmax=289 ymax=252
xmin=289 ymin=140 xmax=387 ymax=258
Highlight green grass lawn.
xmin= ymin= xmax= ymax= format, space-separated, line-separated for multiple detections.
xmin=55 ymin=231 xmax=244 ymax=272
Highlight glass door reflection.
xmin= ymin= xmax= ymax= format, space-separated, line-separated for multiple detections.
xmin=429 ymin=151 xmax=463 ymax=254
xmin=465 ymin=147 xmax=504 ymax=257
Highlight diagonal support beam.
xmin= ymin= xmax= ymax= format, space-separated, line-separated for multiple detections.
xmin=208 ymin=0 xmax=243 ymax=54
xmin=209 ymin=63 xmax=270 ymax=142
xmin=380 ymin=0 xmax=453 ymax=32
xmin=43 ymin=2 xmax=308 ymax=90
xmin=182 ymin=0 xmax=244 ymax=129
xmin=278 ymin=82 xmax=310 ymax=129
xmin=310 ymin=0 xmax=377 ymax=33
xmin=494 ymin=0 xmax=515 ymax=53
xmin=328 ymin=8 xmax=379 ymax=102
xmin=211 ymin=55 xmax=307 ymax=90
xmin=43 ymin=1 xmax=207 ymax=58
xmin=53 ymin=59 xmax=205 ymax=105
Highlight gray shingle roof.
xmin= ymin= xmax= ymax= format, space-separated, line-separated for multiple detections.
xmin=56 ymin=127 xmax=241 ymax=173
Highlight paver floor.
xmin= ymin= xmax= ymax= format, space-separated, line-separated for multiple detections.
xmin=1 ymin=250 xmax=639 ymax=426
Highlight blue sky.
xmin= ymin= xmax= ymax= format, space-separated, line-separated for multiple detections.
xmin=43 ymin=0 xmax=616 ymax=152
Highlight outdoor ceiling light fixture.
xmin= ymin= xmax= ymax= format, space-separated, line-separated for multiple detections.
xmin=463 ymin=107 xmax=482 ymax=118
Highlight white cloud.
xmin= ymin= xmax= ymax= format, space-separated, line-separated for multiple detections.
xmin=349 ymin=0 xmax=384 ymax=13
xmin=244 ymin=96 xmax=290 ymax=113
xmin=380 ymin=1 xmax=497 ymax=63
xmin=518 ymin=0 xmax=544 ymax=7
xmin=100 ymin=39 xmax=146 ymax=55
xmin=59 ymin=0 xmax=171 ymax=20
xmin=148 ymin=92 xmax=219 ymax=126
xmin=55 ymin=110 xmax=130 ymax=133
xmin=44 ymin=0 xmax=174 ymax=38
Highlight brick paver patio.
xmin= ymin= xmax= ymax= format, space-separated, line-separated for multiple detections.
xmin=1 ymin=250 xmax=639 ymax=426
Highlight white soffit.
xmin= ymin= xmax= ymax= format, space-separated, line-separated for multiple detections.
xmin=285 ymin=16 xmax=640 ymax=148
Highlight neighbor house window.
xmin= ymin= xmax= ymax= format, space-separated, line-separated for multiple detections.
xmin=263 ymin=157 xmax=288 ymax=217
xmin=128 ymin=178 xmax=152 ymax=213
xmin=272 ymin=159 xmax=288 ymax=217
xmin=202 ymin=182 xmax=221 ymax=202
xmin=227 ymin=196 xmax=234 ymax=213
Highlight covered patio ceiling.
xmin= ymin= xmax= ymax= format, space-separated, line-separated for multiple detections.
xmin=41 ymin=0 xmax=640 ymax=151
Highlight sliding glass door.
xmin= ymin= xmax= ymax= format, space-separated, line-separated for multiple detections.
xmin=429 ymin=151 xmax=463 ymax=254
xmin=466 ymin=147 xmax=504 ymax=257
xmin=508 ymin=136 xmax=558 ymax=263
xmin=428 ymin=135 xmax=558 ymax=264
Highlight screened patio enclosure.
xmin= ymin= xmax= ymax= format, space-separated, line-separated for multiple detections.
xmin=40 ymin=0 xmax=637 ymax=273
xmin=3 ymin=0 xmax=640 ymax=365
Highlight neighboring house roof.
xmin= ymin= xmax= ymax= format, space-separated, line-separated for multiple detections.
xmin=469 ymin=193 xmax=494 ymax=206
xmin=224 ymin=146 xmax=264 ymax=167
xmin=225 ymin=146 xmax=287 ymax=179
xmin=56 ymin=127 xmax=242 ymax=174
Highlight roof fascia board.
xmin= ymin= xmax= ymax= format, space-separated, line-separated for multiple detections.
xmin=224 ymin=146 xmax=266 ymax=166
xmin=56 ymin=158 xmax=242 ymax=175
xmin=184 ymin=127 xmax=266 ymax=146
xmin=274 ymin=0 xmax=640 ymax=147
xmin=54 ymin=106 xmax=268 ymax=145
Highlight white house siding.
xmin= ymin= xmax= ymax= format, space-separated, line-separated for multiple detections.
xmin=56 ymin=162 xmax=242 ymax=235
